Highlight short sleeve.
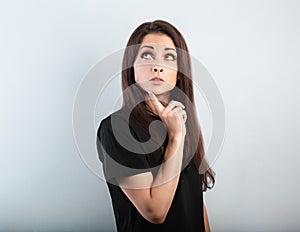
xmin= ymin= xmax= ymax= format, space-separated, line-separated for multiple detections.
xmin=96 ymin=113 xmax=151 ymax=182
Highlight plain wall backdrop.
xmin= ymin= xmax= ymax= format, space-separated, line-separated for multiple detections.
xmin=1 ymin=0 xmax=299 ymax=231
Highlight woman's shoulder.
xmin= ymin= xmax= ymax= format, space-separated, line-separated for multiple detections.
xmin=97 ymin=107 xmax=143 ymax=141
xmin=98 ymin=108 xmax=129 ymax=128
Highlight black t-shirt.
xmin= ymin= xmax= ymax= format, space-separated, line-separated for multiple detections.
xmin=96 ymin=108 xmax=205 ymax=232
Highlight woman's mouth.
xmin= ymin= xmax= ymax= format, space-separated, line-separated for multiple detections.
xmin=150 ymin=77 xmax=164 ymax=85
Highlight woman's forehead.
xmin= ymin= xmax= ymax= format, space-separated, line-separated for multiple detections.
xmin=140 ymin=33 xmax=176 ymax=49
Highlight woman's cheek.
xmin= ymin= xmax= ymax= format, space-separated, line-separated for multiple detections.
xmin=134 ymin=66 xmax=149 ymax=83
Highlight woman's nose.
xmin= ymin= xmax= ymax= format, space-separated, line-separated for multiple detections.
xmin=153 ymin=66 xmax=163 ymax=73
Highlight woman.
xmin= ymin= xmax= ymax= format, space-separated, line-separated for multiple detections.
xmin=97 ymin=19 xmax=215 ymax=232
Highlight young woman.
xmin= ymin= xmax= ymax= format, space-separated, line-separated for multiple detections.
xmin=97 ymin=19 xmax=215 ymax=232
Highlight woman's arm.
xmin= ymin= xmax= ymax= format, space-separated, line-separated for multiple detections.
xmin=203 ymin=203 xmax=211 ymax=232
xmin=117 ymin=135 xmax=184 ymax=224
xmin=116 ymin=92 xmax=187 ymax=224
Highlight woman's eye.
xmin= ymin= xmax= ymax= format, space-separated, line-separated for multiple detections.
xmin=165 ymin=53 xmax=176 ymax=61
xmin=141 ymin=52 xmax=153 ymax=59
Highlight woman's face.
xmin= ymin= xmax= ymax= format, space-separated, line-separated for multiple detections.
xmin=133 ymin=33 xmax=178 ymax=96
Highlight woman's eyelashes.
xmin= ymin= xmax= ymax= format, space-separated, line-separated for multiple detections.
xmin=165 ymin=53 xmax=176 ymax=61
xmin=141 ymin=52 xmax=154 ymax=59
xmin=140 ymin=51 xmax=177 ymax=61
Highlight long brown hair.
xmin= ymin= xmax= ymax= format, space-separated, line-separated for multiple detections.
xmin=121 ymin=19 xmax=215 ymax=191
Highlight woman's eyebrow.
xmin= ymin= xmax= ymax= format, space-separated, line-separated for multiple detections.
xmin=141 ymin=45 xmax=154 ymax=50
xmin=140 ymin=45 xmax=177 ymax=52
xmin=164 ymin=47 xmax=176 ymax=52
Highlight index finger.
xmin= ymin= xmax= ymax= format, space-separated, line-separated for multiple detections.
xmin=147 ymin=91 xmax=165 ymax=114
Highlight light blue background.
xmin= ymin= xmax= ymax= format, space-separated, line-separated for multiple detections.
xmin=1 ymin=0 xmax=299 ymax=231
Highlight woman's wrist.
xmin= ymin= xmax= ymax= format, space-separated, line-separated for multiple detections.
xmin=168 ymin=134 xmax=185 ymax=144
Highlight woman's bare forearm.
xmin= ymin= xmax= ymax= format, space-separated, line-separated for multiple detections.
xmin=152 ymin=136 xmax=184 ymax=184
xmin=148 ymin=136 xmax=184 ymax=221
xmin=203 ymin=204 xmax=211 ymax=232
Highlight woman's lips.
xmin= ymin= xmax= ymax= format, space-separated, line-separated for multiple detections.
xmin=150 ymin=77 xmax=164 ymax=85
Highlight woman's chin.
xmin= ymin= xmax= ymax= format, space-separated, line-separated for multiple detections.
xmin=137 ymin=82 xmax=175 ymax=96
xmin=152 ymin=88 xmax=174 ymax=99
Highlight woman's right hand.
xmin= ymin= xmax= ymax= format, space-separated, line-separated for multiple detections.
xmin=148 ymin=91 xmax=187 ymax=140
